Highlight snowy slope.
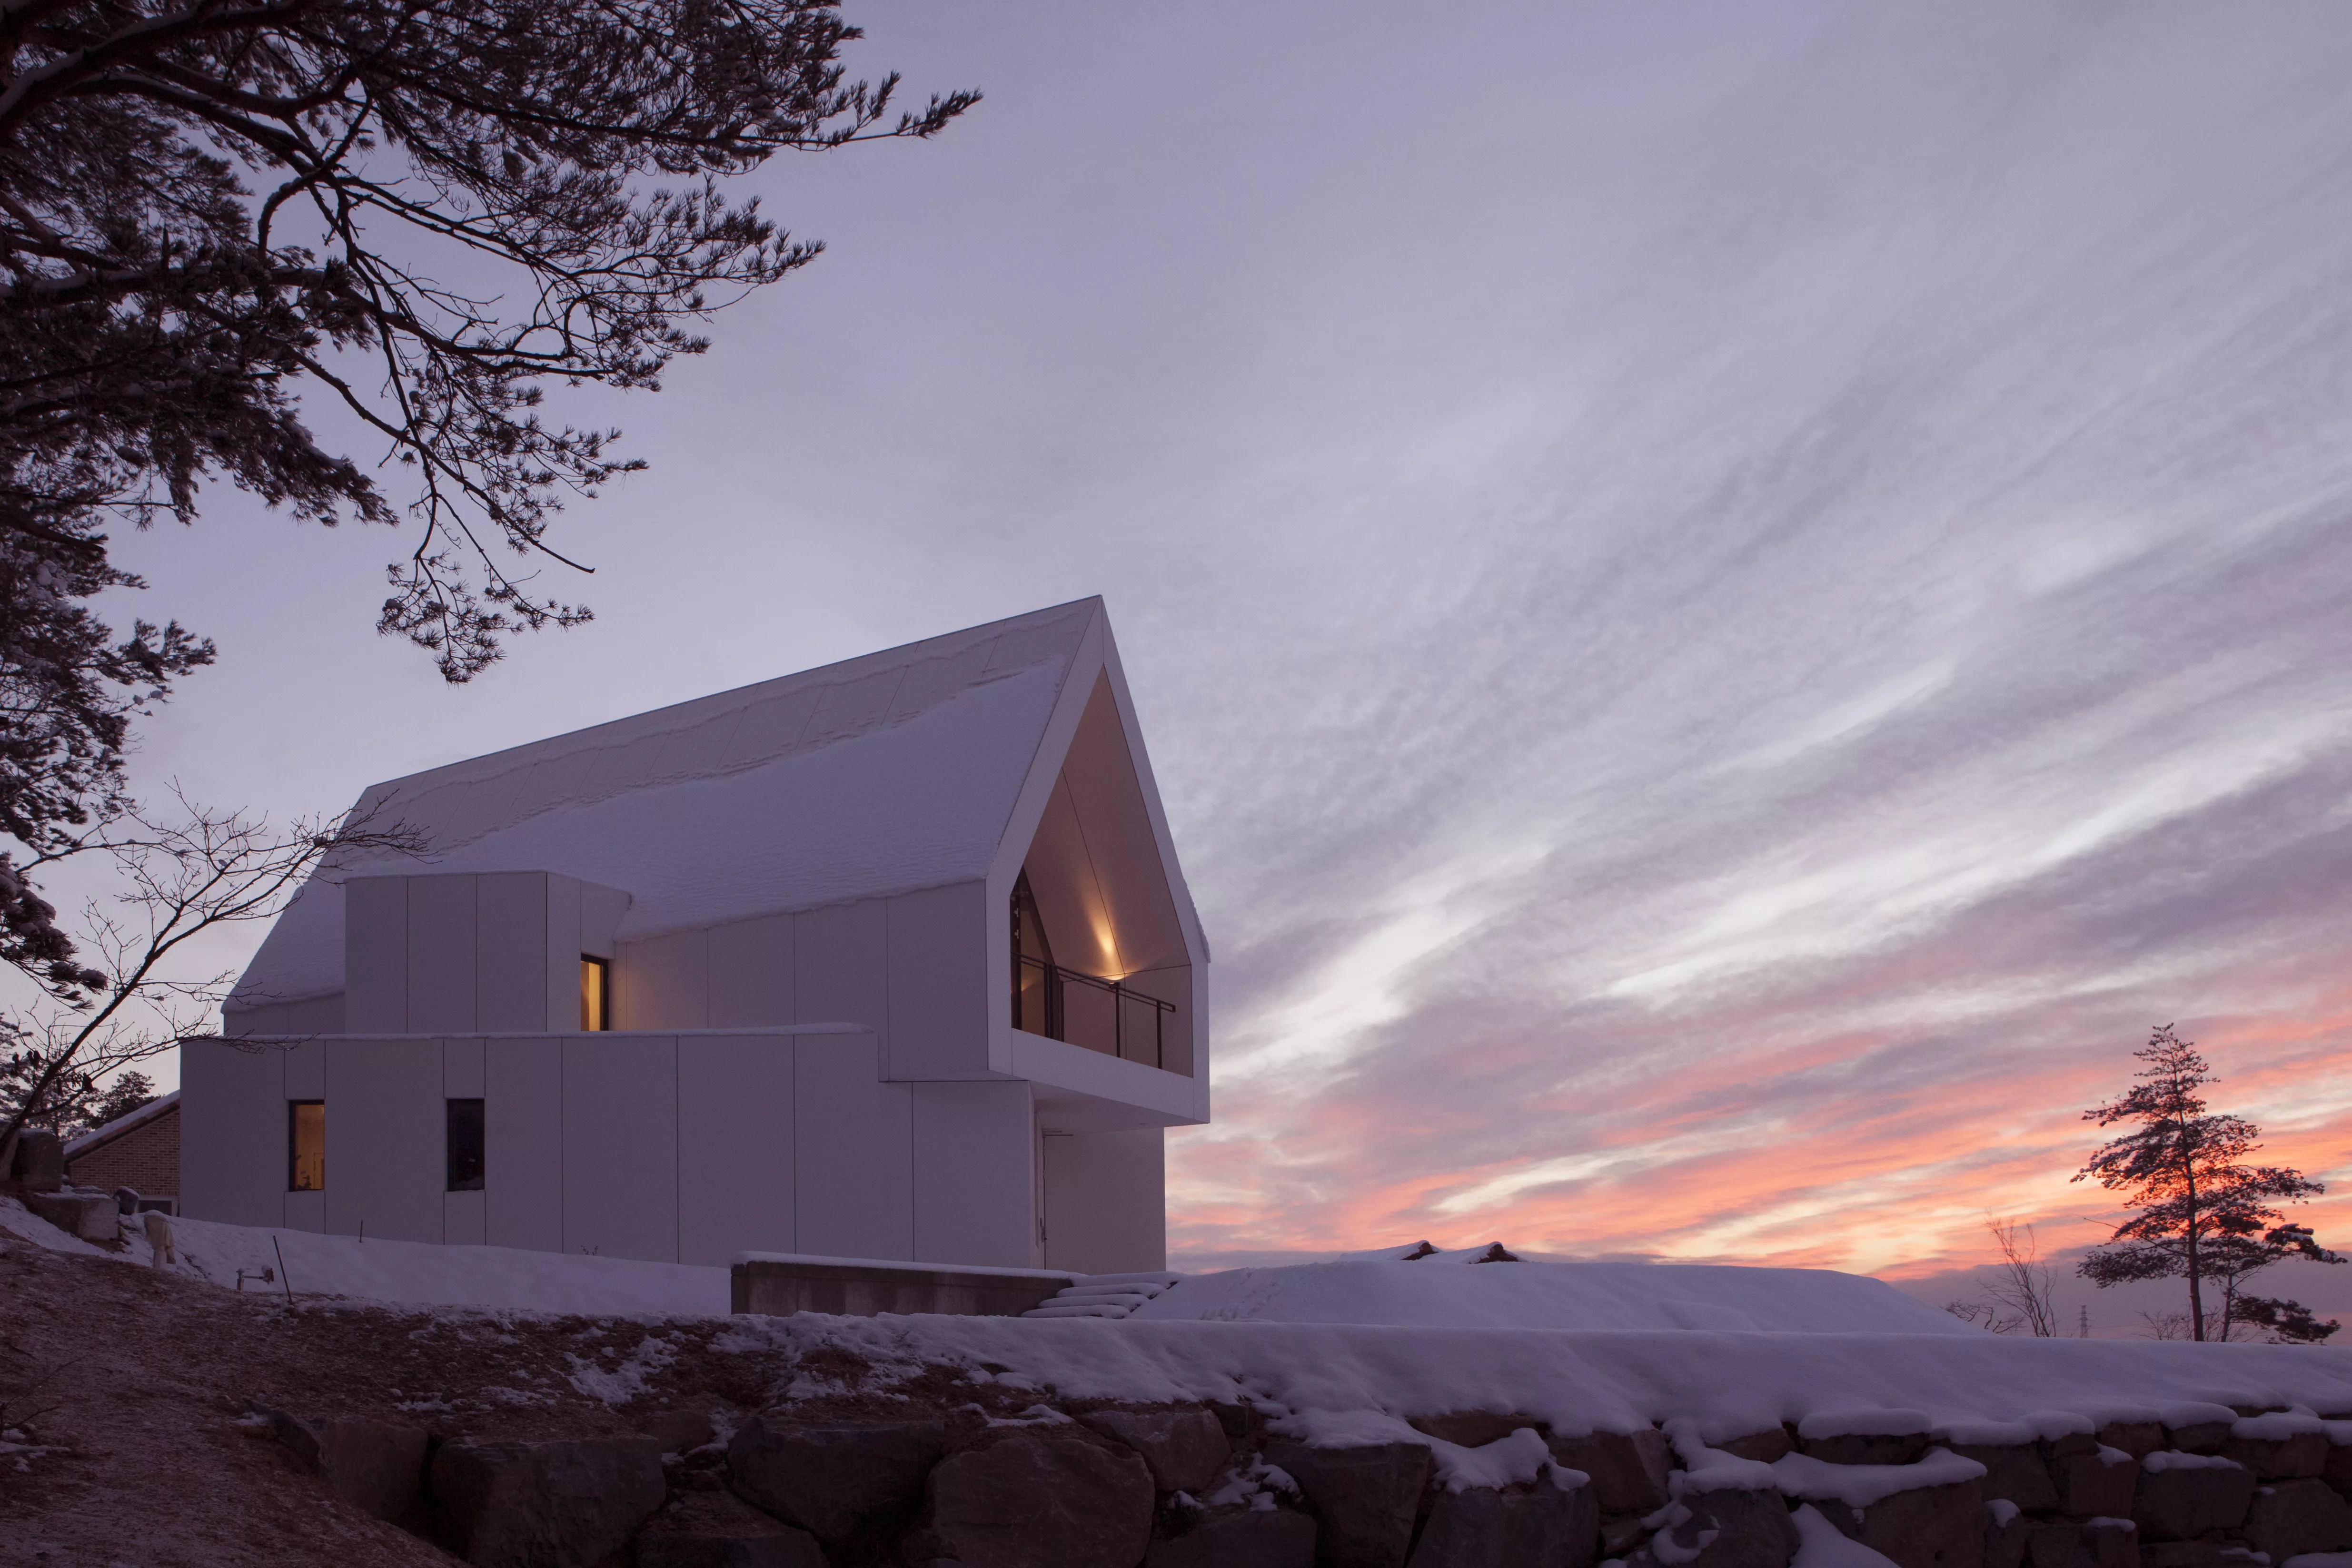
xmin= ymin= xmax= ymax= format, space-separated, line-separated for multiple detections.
xmin=15 ymin=1201 xmax=2347 ymax=1441
xmin=0 ymin=1200 xmax=729 ymax=1317
xmin=1128 ymin=1256 xmax=1975 ymax=1334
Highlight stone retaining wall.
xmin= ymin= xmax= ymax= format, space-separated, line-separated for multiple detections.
xmin=260 ymin=1383 xmax=2352 ymax=1568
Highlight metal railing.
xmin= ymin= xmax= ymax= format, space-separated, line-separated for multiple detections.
xmin=1014 ymin=953 xmax=1178 ymax=1069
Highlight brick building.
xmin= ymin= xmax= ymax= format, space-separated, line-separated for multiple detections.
xmin=64 ymin=1092 xmax=180 ymax=1204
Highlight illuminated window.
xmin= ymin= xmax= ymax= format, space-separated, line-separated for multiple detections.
xmin=288 ymin=1100 xmax=325 ymax=1192
xmin=580 ymin=955 xmax=611 ymax=1032
xmin=447 ymin=1098 xmax=485 ymax=1192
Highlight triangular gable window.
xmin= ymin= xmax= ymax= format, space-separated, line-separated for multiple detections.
xmin=1010 ymin=673 xmax=1192 ymax=1074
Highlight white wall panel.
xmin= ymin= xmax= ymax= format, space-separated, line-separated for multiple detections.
xmin=912 ymin=1081 xmax=1034 ymax=1267
xmin=324 ymin=1038 xmax=444 ymax=1243
xmin=284 ymin=1038 xmax=326 ymax=1101
xmin=476 ymin=872 xmax=549 ymax=1031
xmin=562 ymin=1034 xmax=678 ymax=1262
xmin=1042 ymin=1128 xmax=1164 ymax=1274
xmin=444 ymin=1036 xmax=485 ymax=1099
xmin=343 ymin=877 xmax=408 ymax=1031
xmin=546 ymin=874 xmax=584 ymax=1028
xmin=486 ymin=1036 xmax=564 ymax=1252
xmin=794 ymin=1032 xmax=911 ymax=1260
xmin=888 ymin=883 xmax=989 ymax=1079
xmin=445 ymin=1190 xmax=486 ymax=1245
xmin=795 ymin=899 xmax=887 ymax=1045
xmin=708 ymin=914 xmax=793 ymax=1028
xmin=406 ymin=875 xmax=479 ymax=1033
xmin=580 ymin=883 xmax=629 ymax=959
xmin=619 ymin=929 xmax=707 ymax=1030
xmin=178 ymin=1038 xmax=286 ymax=1227
xmin=284 ymin=1190 xmax=326 ymax=1233
xmin=677 ymin=1035 xmax=795 ymax=1264
xmin=286 ymin=995 xmax=346 ymax=1035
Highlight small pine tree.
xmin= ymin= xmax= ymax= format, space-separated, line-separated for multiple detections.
xmin=2074 ymin=1026 xmax=2340 ymax=1342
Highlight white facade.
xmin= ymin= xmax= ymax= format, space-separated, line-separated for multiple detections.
xmin=187 ymin=600 xmax=1208 ymax=1273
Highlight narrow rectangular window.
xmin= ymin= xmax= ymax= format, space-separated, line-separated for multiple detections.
xmin=288 ymin=1100 xmax=325 ymax=1192
xmin=580 ymin=955 xmax=610 ymax=1031
xmin=446 ymin=1098 xmax=485 ymax=1192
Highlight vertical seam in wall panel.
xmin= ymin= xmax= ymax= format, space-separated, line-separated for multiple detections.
xmin=558 ymin=1038 xmax=566 ymax=1256
xmin=674 ymin=1036 xmax=681 ymax=1263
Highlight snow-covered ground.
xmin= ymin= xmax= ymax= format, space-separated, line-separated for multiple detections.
xmin=0 ymin=1198 xmax=729 ymax=1316
xmin=0 ymin=1203 xmax=1955 ymax=1333
xmin=1130 ymin=1247 xmax=1975 ymax=1334
xmin=721 ymin=1310 xmax=2352 ymax=1446
xmin=12 ymin=1200 xmax=2350 ymax=1444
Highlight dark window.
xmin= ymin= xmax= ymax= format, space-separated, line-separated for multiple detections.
xmin=580 ymin=955 xmax=611 ymax=1031
xmin=447 ymin=1099 xmax=485 ymax=1192
xmin=288 ymin=1100 xmax=325 ymax=1192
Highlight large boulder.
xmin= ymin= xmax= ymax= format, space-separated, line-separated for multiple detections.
xmin=1409 ymin=1479 xmax=1597 ymax=1568
xmin=268 ymin=1410 xmax=428 ymax=1523
xmin=726 ymin=1416 xmax=945 ymax=1543
xmin=2162 ymin=1421 xmax=2233 ymax=1457
xmin=25 ymin=1189 xmax=113 ymax=1241
xmin=1260 ymin=1441 xmax=1432 ymax=1568
xmin=2327 ymin=1436 xmax=2352 ymax=1500
xmin=921 ymin=1433 xmax=1155 ymax=1568
xmin=430 ymin=1436 xmax=665 ymax=1568
xmin=1147 ymin=1507 xmax=1319 ymax=1568
xmin=2094 ymin=1423 xmax=2163 ymax=1461
xmin=1984 ymin=1503 xmax=2029 ymax=1568
xmin=1548 ymin=1429 xmax=1672 ymax=1516
xmin=1081 ymin=1408 xmax=1233 ymax=1494
xmin=2135 ymin=1546 xmax=2237 ymax=1568
xmin=636 ymin=1491 xmax=825 ymax=1568
xmin=1717 ymin=1430 xmax=1796 ymax=1464
xmin=1838 ymin=1479 xmax=1984 ymax=1568
xmin=1949 ymin=1444 xmax=2057 ymax=1514
xmin=2246 ymin=1478 xmax=2352 ymax=1560
xmin=1799 ymin=1413 xmax=1933 ymax=1469
xmin=2047 ymin=1444 xmax=2137 ymax=1519
xmin=1643 ymin=1488 xmax=1800 ymax=1568
xmin=2226 ymin=1429 xmax=2328 ymax=1481
xmin=2131 ymin=1454 xmax=2253 ymax=1540
xmin=9 ymin=1129 xmax=63 ymax=1192
xmin=2020 ymin=1519 xmax=2134 ymax=1568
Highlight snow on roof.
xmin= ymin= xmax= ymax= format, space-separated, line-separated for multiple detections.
xmin=231 ymin=600 xmax=1104 ymax=1009
xmin=62 ymin=1090 xmax=179 ymax=1161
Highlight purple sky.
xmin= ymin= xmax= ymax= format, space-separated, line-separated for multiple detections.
xmin=74 ymin=1 xmax=2352 ymax=1315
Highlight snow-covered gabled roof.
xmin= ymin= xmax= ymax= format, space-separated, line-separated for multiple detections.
xmin=63 ymin=1090 xmax=179 ymax=1161
xmin=232 ymin=599 xmax=1160 ymax=1009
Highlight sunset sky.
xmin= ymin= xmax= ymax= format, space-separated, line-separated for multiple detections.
xmin=75 ymin=1 xmax=2352 ymax=1318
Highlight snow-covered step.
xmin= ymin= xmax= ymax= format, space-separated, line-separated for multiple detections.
xmin=1021 ymin=1272 xmax=1184 ymax=1319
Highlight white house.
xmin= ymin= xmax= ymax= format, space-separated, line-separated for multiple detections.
xmin=181 ymin=599 xmax=1209 ymax=1274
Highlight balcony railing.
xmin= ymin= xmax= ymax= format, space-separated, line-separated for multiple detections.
xmin=1014 ymin=954 xmax=1178 ymax=1069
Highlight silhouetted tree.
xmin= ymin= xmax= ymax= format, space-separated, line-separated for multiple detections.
xmin=0 ymin=1061 xmax=151 ymax=1137
xmin=0 ymin=0 xmax=973 ymax=993
xmin=2074 ymin=1026 xmax=2337 ymax=1342
xmin=0 ymin=793 xmax=422 ymax=1172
